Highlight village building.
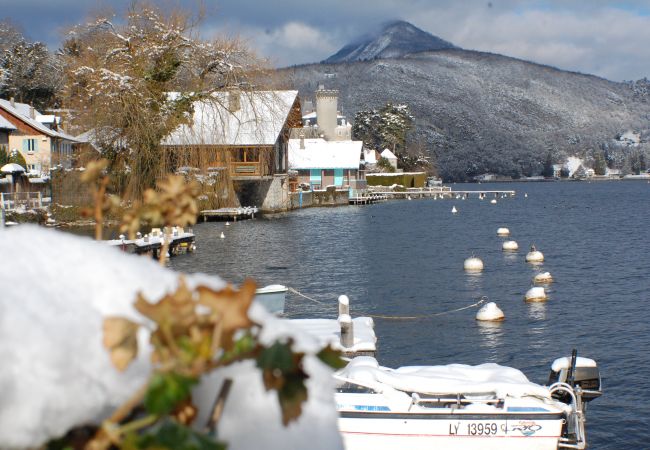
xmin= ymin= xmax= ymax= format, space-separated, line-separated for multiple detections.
xmin=163 ymin=90 xmax=301 ymax=179
xmin=162 ymin=90 xmax=302 ymax=210
xmin=300 ymin=86 xmax=352 ymax=141
xmin=380 ymin=148 xmax=398 ymax=170
xmin=289 ymin=86 xmax=364 ymax=192
xmin=288 ymin=137 xmax=363 ymax=189
xmin=0 ymin=98 xmax=78 ymax=174
xmin=0 ymin=115 xmax=16 ymax=156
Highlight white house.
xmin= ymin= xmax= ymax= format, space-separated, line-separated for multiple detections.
xmin=380 ymin=148 xmax=398 ymax=170
xmin=288 ymin=138 xmax=362 ymax=189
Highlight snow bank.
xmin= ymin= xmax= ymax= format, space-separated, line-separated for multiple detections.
xmin=336 ymin=357 xmax=551 ymax=399
xmin=0 ymin=226 xmax=342 ymax=449
xmin=290 ymin=317 xmax=377 ymax=353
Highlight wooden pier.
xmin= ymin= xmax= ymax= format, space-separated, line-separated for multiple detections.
xmin=107 ymin=228 xmax=195 ymax=259
xmin=368 ymin=187 xmax=516 ymax=199
xmin=349 ymin=193 xmax=388 ymax=205
xmin=200 ymin=206 xmax=258 ymax=222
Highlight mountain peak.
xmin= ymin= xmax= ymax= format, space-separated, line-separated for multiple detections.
xmin=323 ymin=20 xmax=457 ymax=64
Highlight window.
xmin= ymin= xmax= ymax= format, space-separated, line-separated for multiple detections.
xmin=22 ymin=138 xmax=37 ymax=153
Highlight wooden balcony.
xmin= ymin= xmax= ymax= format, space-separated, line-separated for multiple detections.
xmin=230 ymin=162 xmax=262 ymax=178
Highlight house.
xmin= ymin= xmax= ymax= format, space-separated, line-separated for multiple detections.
xmin=0 ymin=115 xmax=16 ymax=157
xmin=0 ymin=98 xmax=78 ymax=174
xmin=380 ymin=148 xmax=398 ymax=170
xmin=288 ymin=137 xmax=363 ymax=189
xmin=162 ymin=90 xmax=301 ymax=180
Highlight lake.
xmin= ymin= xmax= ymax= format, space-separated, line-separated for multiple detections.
xmin=171 ymin=181 xmax=650 ymax=449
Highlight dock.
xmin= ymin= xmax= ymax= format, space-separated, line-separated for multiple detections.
xmin=348 ymin=193 xmax=388 ymax=205
xmin=106 ymin=228 xmax=195 ymax=259
xmin=200 ymin=206 xmax=258 ymax=222
xmin=368 ymin=187 xmax=516 ymax=199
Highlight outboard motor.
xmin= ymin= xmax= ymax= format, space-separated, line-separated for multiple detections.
xmin=548 ymin=349 xmax=602 ymax=403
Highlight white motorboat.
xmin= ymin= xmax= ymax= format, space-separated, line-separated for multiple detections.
xmin=253 ymin=284 xmax=288 ymax=314
xmin=335 ymin=351 xmax=601 ymax=450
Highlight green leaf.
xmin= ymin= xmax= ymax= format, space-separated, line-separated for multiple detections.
xmin=144 ymin=372 xmax=198 ymax=416
xmin=256 ymin=340 xmax=296 ymax=372
xmin=316 ymin=346 xmax=346 ymax=369
xmin=134 ymin=419 xmax=226 ymax=450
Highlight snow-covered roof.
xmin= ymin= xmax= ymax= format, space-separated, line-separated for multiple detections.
xmin=381 ymin=148 xmax=397 ymax=159
xmin=0 ymin=114 xmax=16 ymax=130
xmin=0 ymin=99 xmax=78 ymax=142
xmin=36 ymin=115 xmax=60 ymax=125
xmin=363 ymin=149 xmax=378 ymax=164
xmin=337 ymin=356 xmax=551 ymax=399
xmin=288 ymin=138 xmax=362 ymax=169
xmin=163 ymin=90 xmax=298 ymax=147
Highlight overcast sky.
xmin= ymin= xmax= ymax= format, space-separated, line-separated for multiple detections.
xmin=2 ymin=0 xmax=650 ymax=81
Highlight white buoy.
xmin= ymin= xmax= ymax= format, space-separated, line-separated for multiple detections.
xmin=502 ymin=240 xmax=519 ymax=251
xmin=497 ymin=227 xmax=510 ymax=236
xmin=534 ymin=272 xmax=553 ymax=284
xmin=524 ymin=193 xmax=528 ymax=198
xmin=452 ymin=206 xmax=458 ymax=214
xmin=464 ymin=256 xmax=484 ymax=272
xmin=490 ymin=198 xmax=497 ymax=204
xmin=225 ymin=221 xmax=231 ymax=226
xmin=525 ymin=286 xmax=547 ymax=302
xmin=476 ymin=302 xmax=505 ymax=321
xmin=220 ymin=232 xmax=225 ymax=239
xmin=407 ymin=195 xmax=412 ymax=200
xmin=526 ymin=245 xmax=544 ymax=262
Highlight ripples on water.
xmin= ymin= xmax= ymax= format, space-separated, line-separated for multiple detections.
xmin=171 ymin=181 xmax=650 ymax=449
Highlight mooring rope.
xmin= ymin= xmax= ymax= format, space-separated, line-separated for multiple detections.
xmin=287 ymin=287 xmax=326 ymax=304
xmin=286 ymin=287 xmax=487 ymax=321
xmin=367 ymin=297 xmax=487 ymax=321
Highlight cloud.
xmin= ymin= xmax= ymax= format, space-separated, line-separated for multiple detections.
xmin=206 ymin=20 xmax=340 ymax=67
xmin=3 ymin=0 xmax=650 ymax=80
xmin=406 ymin=4 xmax=650 ymax=80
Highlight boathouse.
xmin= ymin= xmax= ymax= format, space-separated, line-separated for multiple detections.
xmin=162 ymin=90 xmax=302 ymax=211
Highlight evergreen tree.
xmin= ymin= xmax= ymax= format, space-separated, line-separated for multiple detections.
xmin=541 ymin=152 xmax=554 ymax=178
xmin=593 ymin=152 xmax=607 ymax=175
xmin=352 ymin=102 xmax=413 ymax=154
xmin=8 ymin=149 xmax=26 ymax=168
xmin=0 ymin=147 xmax=8 ymax=166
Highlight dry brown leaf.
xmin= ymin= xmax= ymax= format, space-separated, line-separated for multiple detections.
xmin=102 ymin=317 xmax=139 ymax=371
xmin=197 ymin=279 xmax=256 ymax=350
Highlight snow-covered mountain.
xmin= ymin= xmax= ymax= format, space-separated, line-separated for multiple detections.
xmin=286 ymin=50 xmax=650 ymax=181
xmin=323 ymin=20 xmax=456 ymax=63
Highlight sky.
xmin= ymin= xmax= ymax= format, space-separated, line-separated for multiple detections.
xmin=2 ymin=0 xmax=650 ymax=82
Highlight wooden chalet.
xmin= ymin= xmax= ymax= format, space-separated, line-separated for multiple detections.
xmin=162 ymin=90 xmax=302 ymax=179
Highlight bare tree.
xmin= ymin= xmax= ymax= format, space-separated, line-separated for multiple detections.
xmin=61 ymin=3 xmax=267 ymax=199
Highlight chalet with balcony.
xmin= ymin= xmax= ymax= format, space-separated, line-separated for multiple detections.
xmin=0 ymin=98 xmax=78 ymax=174
xmin=162 ymin=90 xmax=301 ymax=180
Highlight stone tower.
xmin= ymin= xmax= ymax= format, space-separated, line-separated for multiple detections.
xmin=316 ymin=86 xmax=338 ymax=141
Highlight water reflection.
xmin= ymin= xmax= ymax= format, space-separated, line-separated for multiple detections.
xmin=477 ymin=320 xmax=504 ymax=353
xmin=527 ymin=301 xmax=547 ymax=321
xmin=464 ymin=272 xmax=483 ymax=298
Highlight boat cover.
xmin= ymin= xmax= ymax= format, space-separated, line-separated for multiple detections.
xmin=337 ymin=356 xmax=551 ymax=399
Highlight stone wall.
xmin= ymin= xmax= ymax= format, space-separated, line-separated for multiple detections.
xmin=289 ymin=186 xmax=349 ymax=209
xmin=233 ymin=175 xmax=290 ymax=212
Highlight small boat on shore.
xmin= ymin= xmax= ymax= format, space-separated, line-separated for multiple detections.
xmin=335 ymin=351 xmax=601 ymax=450
xmin=254 ymin=284 xmax=288 ymax=314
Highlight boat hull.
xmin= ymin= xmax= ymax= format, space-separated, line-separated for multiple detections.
xmin=339 ymin=413 xmax=563 ymax=450
xmin=253 ymin=284 xmax=287 ymax=314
